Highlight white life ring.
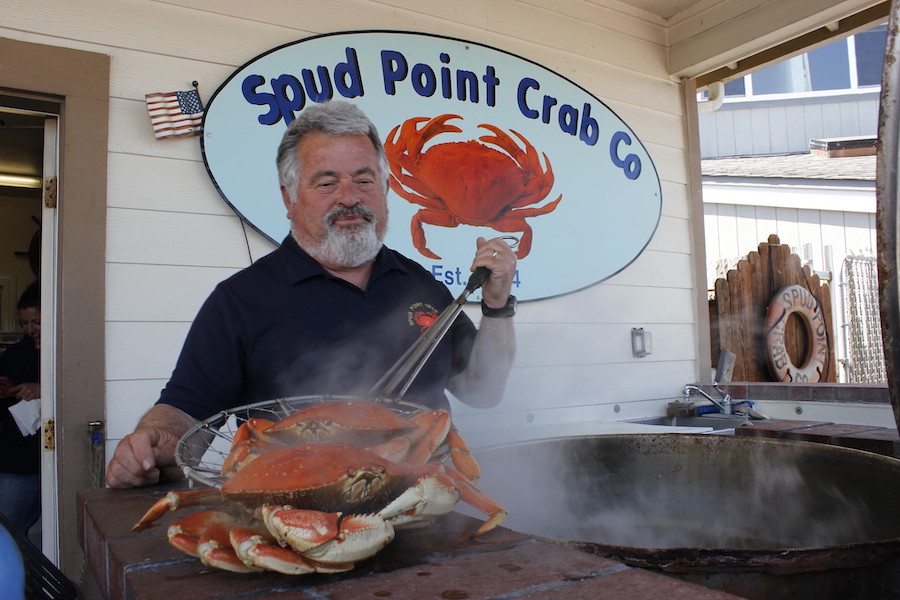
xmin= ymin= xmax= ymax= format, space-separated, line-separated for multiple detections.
xmin=764 ymin=284 xmax=828 ymax=382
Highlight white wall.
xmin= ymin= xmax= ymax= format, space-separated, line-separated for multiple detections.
xmin=703 ymin=179 xmax=877 ymax=281
xmin=0 ymin=0 xmax=697 ymax=456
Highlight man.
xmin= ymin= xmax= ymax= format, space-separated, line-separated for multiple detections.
xmin=106 ymin=101 xmax=517 ymax=488
xmin=0 ymin=281 xmax=42 ymax=534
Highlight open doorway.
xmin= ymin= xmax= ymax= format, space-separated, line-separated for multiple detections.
xmin=0 ymin=38 xmax=108 ymax=580
xmin=0 ymin=105 xmax=47 ymax=550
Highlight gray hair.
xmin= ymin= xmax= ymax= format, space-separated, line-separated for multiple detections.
xmin=276 ymin=101 xmax=389 ymax=204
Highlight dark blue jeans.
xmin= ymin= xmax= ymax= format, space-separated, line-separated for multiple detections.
xmin=0 ymin=472 xmax=40 ymax=535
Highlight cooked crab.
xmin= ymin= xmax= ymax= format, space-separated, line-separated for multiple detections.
xmin=222 ymin=401 xmax=480 ymax=483
xmin=134 ymin=443 xmax=506 ymax=574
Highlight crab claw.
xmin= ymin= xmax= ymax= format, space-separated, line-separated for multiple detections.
xmin=229 ymin=418 xmax=276 ymax=451
xmin=221 ymin=418 xmax=277 ymax=476
xmin=383 ymin=466 xmax=507 ymax=537
xmin=168 ymin=511 xmax=261 ymax=573
xmin=377 ymin=473 xmax=461 ymax=530
xmin=229 ymin=525 xmax=353 ymax=575
xmin=260 ymin=505 xmax=395 ymax=565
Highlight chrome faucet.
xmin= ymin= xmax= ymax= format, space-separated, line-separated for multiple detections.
xmin=683 ymin=384 xmax=732 ymax=415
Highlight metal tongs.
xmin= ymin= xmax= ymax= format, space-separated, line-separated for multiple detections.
xmin=369 ymin=236 xmax=518 ymax=402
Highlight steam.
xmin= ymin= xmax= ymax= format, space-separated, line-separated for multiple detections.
xmin=269 ymin=299 xmax=447 ymax=407
xmin=468 ymin=435 xmax=894 ymax=551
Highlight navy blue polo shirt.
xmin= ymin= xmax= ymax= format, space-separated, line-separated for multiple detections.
xmin=158 ymin=237 xmax=475 ymax=420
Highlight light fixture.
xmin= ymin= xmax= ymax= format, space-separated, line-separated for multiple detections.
xmin=631 ymin=327 xmax=652 ymax=358
xmin=0 ymin=174 xmax=42 ymax=189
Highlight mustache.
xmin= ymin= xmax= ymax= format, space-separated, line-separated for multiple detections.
xmin=326 ymin=204 xmax=375 ymax=227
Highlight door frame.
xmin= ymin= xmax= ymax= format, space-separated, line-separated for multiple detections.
xmin=40 ymin=115 xmax=60 ymax=562
xmin=0 ymin=37 xmax=108 ymax=579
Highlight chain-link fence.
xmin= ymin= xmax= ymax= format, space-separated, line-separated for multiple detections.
xmin=841 ymin=256 xmax=886 ymax=383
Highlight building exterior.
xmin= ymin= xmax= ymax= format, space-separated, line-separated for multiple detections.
xmin=700 ymin=23 xmax=886 ymax=382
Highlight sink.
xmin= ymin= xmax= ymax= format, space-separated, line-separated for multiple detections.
xmin=630 ymin=414 xmax=755 ymax=430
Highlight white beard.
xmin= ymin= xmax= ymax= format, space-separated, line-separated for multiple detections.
xmin=298 ymin=205 xmax=384 ymax=268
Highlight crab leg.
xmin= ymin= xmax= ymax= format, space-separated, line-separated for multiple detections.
xmin=409 ymin=210 xmax=457 ymax=258
xmin=404 ymin=409 xmax=451 ymax=464
xmin=386 ymin=114 xmax=466 ymax=215
xmin=426 ymin=466 xmax=507 ymax=536
xmin=132 ymin=488 xmax=223 ymax=531
xmin=446 ymin=429 xmax=481 ymax=483
xmin=387 ymin=114 xmax=463 ymax=163
xmin=438 ymin=464 xmax=508 ymax=535
xmin=454 ymin=476 xmax=508 ymax=536
xmin=167 ymin=510 xmax=261 ymax=573
xmin=402 ymin=411 xmax=481 ymax=482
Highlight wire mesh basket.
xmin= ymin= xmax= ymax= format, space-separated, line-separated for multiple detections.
xmin=174 ymin=395 xmax=438 ymax=489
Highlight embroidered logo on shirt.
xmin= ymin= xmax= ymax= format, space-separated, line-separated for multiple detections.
xmin=408 ymin=302 xmax=439 ymax=332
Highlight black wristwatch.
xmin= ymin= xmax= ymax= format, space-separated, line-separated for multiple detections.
xmin=481 ymin=295 xmax=517 ymax=318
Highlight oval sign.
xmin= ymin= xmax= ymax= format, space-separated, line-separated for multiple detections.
xmin=202 ymin=31 xmax=662 ymax=301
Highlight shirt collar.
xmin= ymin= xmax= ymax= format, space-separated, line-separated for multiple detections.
xmin=278 ymin=235 xmax=409 ymax=285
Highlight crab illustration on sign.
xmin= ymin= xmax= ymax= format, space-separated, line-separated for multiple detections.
xmin=385 ymin=114 xmax=562 ymax=260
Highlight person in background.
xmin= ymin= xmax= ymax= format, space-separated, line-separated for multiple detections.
xmin=106 ymin=101 xmax=517 ymax=489
xmin=0 ymin=281 xmax=42 ymax=534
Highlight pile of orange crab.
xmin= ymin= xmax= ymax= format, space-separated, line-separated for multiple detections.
xmin=132 ymin=401 xmax=507 ymax=575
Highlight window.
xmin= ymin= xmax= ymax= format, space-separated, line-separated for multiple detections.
xmin=751 ymin=55 xmax=810 ymax=94
xmin=723 ymin=23 xmax=886 ymax=99
xmin=808 ymin=39 xmax=850 ymax=91
xmin=723 ymin=78 xmax=745 ymax=96
xmin=855 ymin=24 xmax=888 ymax=86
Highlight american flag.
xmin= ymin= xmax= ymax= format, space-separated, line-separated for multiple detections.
xmin=145 ymin=89 xmax=204 ymax=140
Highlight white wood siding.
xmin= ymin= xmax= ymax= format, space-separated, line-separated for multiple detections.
xmin=699 ymin=94 xmax=880 ymax=158
xmin=1 ymin=0 xmax=696 ymax=455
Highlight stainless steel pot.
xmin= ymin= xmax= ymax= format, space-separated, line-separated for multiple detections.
xmin=469 ymin=434 xmax=900 ymax=599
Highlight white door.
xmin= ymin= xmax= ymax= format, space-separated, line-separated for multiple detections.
xmin=39 ymin=116 xmax=60 ymax=564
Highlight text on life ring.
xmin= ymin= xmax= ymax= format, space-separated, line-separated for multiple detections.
xmin=764 ymin=284 xmax=828 ymax=382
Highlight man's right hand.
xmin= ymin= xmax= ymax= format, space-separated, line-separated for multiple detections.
xmin=105 ymin=404 xmax=198 ymax=488
xmin=105 ymin=427 xmax=182 ymax=488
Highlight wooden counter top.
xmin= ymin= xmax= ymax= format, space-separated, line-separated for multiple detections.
xmin=77 ymin=484 xmax=740 ymax=600
xmin=734 ymin=419 xmax=900 ymax=457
